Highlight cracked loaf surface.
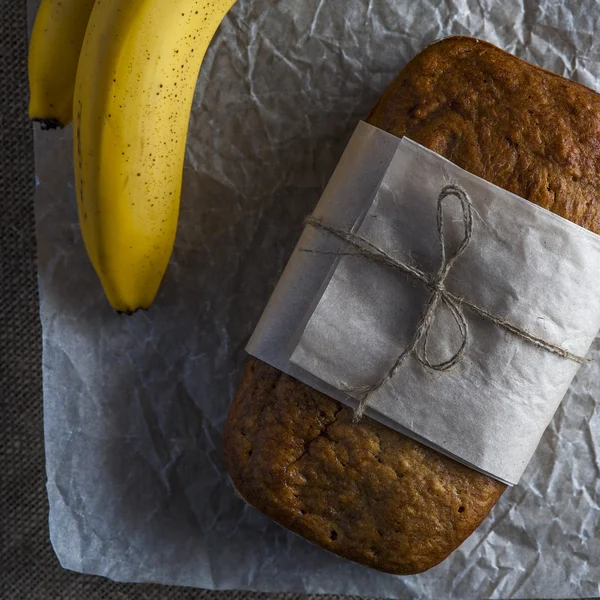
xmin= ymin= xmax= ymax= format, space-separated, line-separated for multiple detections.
xmin=223 ymin=36 xmax=600 ymax=575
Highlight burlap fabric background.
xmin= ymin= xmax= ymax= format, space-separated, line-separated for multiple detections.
xmin=0 ymin=2 xmax=362 ymax=599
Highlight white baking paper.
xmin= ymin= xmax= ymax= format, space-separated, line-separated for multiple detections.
xmin=247 ymin=123 xmax=600 ymax=485
xmin=31 ymin=0 xmax=600 ymax=596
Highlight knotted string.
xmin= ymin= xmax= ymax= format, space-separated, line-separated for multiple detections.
xmin=304 ymin=183 xmax=587 ymax=421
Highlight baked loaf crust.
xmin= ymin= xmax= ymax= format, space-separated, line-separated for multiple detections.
xmin=224 ymin=36 xmax=600 ymax=575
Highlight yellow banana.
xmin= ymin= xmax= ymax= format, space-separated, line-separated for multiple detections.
xmin=74 ymin=0 xmax=237 ymax=313
xmin=28 ymin=0 xmax=96 ymax=128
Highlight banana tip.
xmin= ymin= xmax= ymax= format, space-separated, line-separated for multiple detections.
xmin=116 ymin=306 xmax=150 ymax=316
xmin=32 ymin=118 xmax=65 ymax=131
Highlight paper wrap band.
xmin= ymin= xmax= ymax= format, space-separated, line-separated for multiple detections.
xmin=247 ymin=122 xmax=600 ymax=485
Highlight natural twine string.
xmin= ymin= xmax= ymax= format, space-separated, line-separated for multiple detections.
xmin=304 ymin=183 xmax=587 ymax=421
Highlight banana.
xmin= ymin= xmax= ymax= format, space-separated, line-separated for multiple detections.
xmin=74 ymin=0 xmax=237 ymax=313
xmin=28 ymin=0 xmax=96 ymax=128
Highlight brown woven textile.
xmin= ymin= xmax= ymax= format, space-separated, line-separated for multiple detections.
xmin=0 ymin=2 xmax=362 ymax=599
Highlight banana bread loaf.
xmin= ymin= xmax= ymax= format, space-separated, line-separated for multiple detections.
xmin=223 ymin=36 xmax=600 ymax=575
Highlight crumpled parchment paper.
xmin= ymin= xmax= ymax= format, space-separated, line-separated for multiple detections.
xmin=30 ymin=0 xmax=600 ymax=597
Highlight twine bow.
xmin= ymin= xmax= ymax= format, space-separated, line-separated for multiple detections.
xmin=305 ymin=183 xmax=587 ymax=421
